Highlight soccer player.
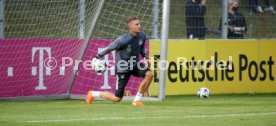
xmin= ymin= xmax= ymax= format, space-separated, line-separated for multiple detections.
xmin=85 ymin=16 xmax=153 ymax=106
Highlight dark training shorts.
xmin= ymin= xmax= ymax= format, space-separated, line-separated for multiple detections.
xmin=115 ymin=63 xmax=151 ymax=98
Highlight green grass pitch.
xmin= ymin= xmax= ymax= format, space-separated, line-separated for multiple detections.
xmin=1 ymin=94 xmax=276 ymax=126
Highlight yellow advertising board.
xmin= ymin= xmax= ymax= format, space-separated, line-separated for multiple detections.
xmin=149 ymin=39 xmax=276 ymax=95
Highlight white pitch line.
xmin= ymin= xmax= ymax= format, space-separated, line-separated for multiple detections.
xmin=19 ymin=112 xmax=276 ymax=123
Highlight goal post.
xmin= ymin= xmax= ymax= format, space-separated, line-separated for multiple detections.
xmin=0 ymin=0 xmax=4 ymax=38
xmin=0 ymin=0 xmax=169 ymax=101
xmin=66 ymin=0 xmax=105 ymax=97
xmin=158 ymin=0 xmax=170 ymax=101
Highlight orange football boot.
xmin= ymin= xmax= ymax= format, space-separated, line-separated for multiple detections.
xmin=132 ymin=100 xmax=144 ymax=106
xmin=85 ymin=90 xmax=94 ymax=104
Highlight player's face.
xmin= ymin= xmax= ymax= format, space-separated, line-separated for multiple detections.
xmin=128 ymin=20 xmax=141 ymax=33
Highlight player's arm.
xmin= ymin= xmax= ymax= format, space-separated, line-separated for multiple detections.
xmin=95 ymin=36 xmax=124 ymax=59
xmin=140 ymin=34 xmax=150 ymax=66
xmin=140 ymin=32 xmax=148 ymax=59
xmin=140 ymin=40 xmax=148 ymax=60
xmin=92 ymin=41 xmax=119 ymax=70
xmin=96 ymin=42 xmax=117 ymax=59
xmin=92 ymin=38 xmax=121 ymax=70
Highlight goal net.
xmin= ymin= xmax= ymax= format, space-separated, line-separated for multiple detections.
xmin=0 ymin=0 xmax=162 ymax=101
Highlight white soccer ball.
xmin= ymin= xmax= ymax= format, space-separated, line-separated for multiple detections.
xmin=92 ymin=58 xmax=107 ymax=73
xmin=197 ymin=87 xmax=210 ymax=99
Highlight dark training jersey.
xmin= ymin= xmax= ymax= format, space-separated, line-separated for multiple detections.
xmin=96 ymin=32 xmax=148 ymax=73
xmin=219 ymin=12 xmax=247 ymax=39
xmin=227 ymin=12 xmax=247 ymax=39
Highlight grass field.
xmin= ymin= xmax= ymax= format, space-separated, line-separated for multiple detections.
xmin=0 ymin=94 xmax=276 ymax=126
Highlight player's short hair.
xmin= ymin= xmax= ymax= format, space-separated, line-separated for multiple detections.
xmin=127 ymin=16 xmax=139 ymax=24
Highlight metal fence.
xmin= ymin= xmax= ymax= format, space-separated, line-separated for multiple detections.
xmin=170 ymin=0 xmax=276 ymax=39
xmin=1 ymin=0 xmax=276 ymax=39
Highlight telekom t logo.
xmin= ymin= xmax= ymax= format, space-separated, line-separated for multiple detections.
xmin=30 ymin=47 xmax=115 ymax=91
xmin=32 ymin=47 xmax=51 ymax=90
xmin=98 ymin=48 xmax=115 ymax=90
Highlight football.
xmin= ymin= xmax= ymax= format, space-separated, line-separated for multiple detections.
xmin=197 ymin=87 xmax=210 ymax=99
xmin=92 ymin=58 xmax=107 ymax=73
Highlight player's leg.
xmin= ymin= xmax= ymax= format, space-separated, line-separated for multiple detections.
xmin=98 ymin=91 xmax=122 ymax=102
xmin=110 ymin=73 xmax=130 ymax=101
xmin=85 ymin=73 xmax=130 ymax=104
xmin=132 ymin=63 xmax=153 ymax=106
xmin=137 ymin=71 xmax=153 ymax=94
xmin=86 ymin=90 xmax=121 ymax=104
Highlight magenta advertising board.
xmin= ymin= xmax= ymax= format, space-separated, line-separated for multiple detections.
xmin=0 ymin=39 xmax=148 ymax=98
